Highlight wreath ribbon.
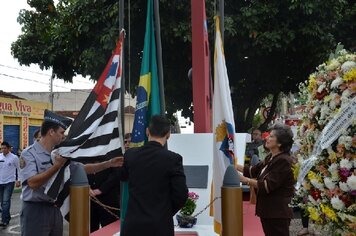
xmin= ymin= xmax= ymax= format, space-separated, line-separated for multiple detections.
xmin=296 ymin=96 xmax=356 ymax=189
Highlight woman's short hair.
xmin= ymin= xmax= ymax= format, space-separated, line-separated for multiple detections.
xmin=269 ymin=123 xmax=294 ymax=153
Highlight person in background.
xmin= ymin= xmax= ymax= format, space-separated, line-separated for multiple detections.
xmin=33 ymin=129 xmax=41 ymax=143
xmin=245 ymin=128 xmax=263 ymax=164
xmin=257 ymin=131 xmax=270 ymax=162
xmin=120 ymin=115 xmax=188 ymax=236
xmin=124 ymin=133 xmax=131 ymax=151
xmin=0 ymin=141 xmax=20 ymax=228
xmin=236 ymin=124 xmax=295 ymax=236
xmin=87 ymin=154 xmax=121 ymax=232
xmin=19 ymin=110 xmax=124 ymax=236
xmin=252 ymin=128 xmax=263 ymax=144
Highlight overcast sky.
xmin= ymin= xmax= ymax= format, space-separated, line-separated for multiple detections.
xmin=0 ymin=0 xmax=95 ymax=92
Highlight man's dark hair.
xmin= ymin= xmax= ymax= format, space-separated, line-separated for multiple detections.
xmin=252 ymin=128 xmax=261 ymax=133
xmin=1 ymin=141 xmax=10 ymax=148
xmin=148 ymin=115 xmax=171 ymax=137
xmin=269 ymin=123 xmax=294 ymax=153
xmin=41 ymin=121 xmax=61 ymax=136
xmin=33 ymin=129 xmax=40 ymax=139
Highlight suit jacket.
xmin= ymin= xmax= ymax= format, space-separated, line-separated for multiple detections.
xmin=244 ymin=152 xmax=295 ymax=219
xmin=87 ymin=167 xmax=121 ymax=207
xmin=120 ymin=141 xmax=188 ymax=236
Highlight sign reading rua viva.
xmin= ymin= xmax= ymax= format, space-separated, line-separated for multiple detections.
xmin=0 ymin=98 xmax=50 ymax=118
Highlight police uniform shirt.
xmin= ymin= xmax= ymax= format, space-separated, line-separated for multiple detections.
xmin=19 ymin=141 xmax=55 ymax=203
xmin=0 ymin=151 xmax=19 ymax=184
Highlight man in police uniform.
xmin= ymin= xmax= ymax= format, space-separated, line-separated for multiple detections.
xmin=19 ymin=110 xmax=124 ymax=236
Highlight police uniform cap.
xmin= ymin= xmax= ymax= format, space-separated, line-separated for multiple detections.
xmin=44 ymin=109 xmax=72 ymax=130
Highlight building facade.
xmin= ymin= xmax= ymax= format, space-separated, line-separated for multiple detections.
xmin=0 ymin=95 xmax=50 ymax=154
xmin=12 ymin=89 xmax=136 ymax=135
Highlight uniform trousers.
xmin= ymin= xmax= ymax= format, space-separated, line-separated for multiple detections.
xmin=21 ymin=201 xmax=63 ymax=236
xmin=260 ymin=217 xmax=290 ymax=236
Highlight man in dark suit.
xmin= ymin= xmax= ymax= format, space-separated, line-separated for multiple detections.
xmin=87 ymin=160 xmax=121 ymax=232
xmin=120 ymin=115 xmax=188 ymax=236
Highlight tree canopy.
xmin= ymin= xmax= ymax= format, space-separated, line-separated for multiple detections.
xmin=12 ymin=0 xmax=355 ymax=131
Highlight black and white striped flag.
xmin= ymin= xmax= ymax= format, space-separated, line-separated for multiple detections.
xmin=45 ymin=31 xmax=125 ymax=219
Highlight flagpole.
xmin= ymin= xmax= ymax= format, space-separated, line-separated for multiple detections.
xmin=119 ymin=0 xmax=125 ymax=134
xmin=219 ymin=0 xmax=224 ymax=43
xmin=154 ymin=0 xmax=166 ymax=115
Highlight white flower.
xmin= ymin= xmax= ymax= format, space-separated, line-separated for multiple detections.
xmin=326 ymin=59 xmax=340 ymax=71
xmin=318 ymin=63 xmax=326 ymax=71
xmin=308 ymin=195 xmax=318 ymax=205
xmin=342 ymin=88 xmax=351 ymax=97
xmin=338 ymin=136 xmax=353 ymax=150
xmin=311 ymin=179 xmax=324 ymax=190
xmin=339 ymin=182 xmax=350 ymax=192
xmin=341 ymin=61 xmax=356 ymax=73
xmin=346 ymin=175 xmax=356 ymax=190
xmin=341 ymin=89 xmax=352 ymax=104
xmin=324 ymin=177 xmax=336 ymax=190
xmin=328 ymin=163 xmax=338 ymax=172
xmin=331 ymin=172 xmax=340 ymax=181
xmin=329 ymin=101 xmax=336 ymax=110
xmin=340 ymin=159 xmax=352 ymax=169
xmin=338 ymin=49 xmax=348 ymax=56
xmin=330 ymin=76 xmax=343 ymax=89
xmin=312 ymin=105 xmax=320 ymax=114
xmin=345 ymin=54 xmax=356 ymax=61
xmin=320 ymin=105 xmax=330 ymax=120
xmin=317 ymin=83 xmax=326 ymax=93
xmin=331 ymin=196 xmax=345 ymax=210
xmin=337 ymin=213 xmax=356 ymax=228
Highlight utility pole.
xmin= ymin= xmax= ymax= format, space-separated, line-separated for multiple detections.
xmin=49 ymin=72 xmax=54 ymax=111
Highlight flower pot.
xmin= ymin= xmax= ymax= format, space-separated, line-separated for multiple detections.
xmin=176 ymin=214 xmax=197 ymax=228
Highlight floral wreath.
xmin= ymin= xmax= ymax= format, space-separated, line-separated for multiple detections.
xmin=293 ymin=46 xmax=355 ymax=235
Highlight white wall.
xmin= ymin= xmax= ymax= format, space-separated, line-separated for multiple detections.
xmin=168 ymin=133 xmax=250 ymax=226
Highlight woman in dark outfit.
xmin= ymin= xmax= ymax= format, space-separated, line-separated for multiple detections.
xmin=236 ymin=124 xmax=295 ymax=236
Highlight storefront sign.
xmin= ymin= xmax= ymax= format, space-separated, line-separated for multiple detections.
xmin=0 ymin=98 xmax=49 ymax=118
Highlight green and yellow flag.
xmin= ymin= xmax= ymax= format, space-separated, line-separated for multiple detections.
xmin=120 ymin=0 xmax=162 ymax=229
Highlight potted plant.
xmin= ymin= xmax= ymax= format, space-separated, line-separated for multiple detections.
xmin=176 ymin=192 xmax=199 ymax=228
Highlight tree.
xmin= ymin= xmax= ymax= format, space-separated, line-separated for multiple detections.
xmin=223 ymin=0 xmax=355 ymax=131
xmin=11 ymin=0 xmax=355 ymax=131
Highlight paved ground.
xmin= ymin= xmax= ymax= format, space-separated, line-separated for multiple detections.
xmin=2 ymin=191 xmax=313 ymax=236
xmin=0 ymin=191 xmax=69 ymax=236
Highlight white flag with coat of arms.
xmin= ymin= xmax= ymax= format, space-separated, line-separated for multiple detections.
xmin=211 ymin=16 xmax=238 ymax=234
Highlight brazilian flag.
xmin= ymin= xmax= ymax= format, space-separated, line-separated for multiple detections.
xmin=120 ymin=0 xmax=161 ymax=229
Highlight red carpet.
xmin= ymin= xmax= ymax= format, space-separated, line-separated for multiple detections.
xmin=243 ymin=201 xmax=264 ymax=236
xmin=91 ymin=202 xmax=263 ymax=236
